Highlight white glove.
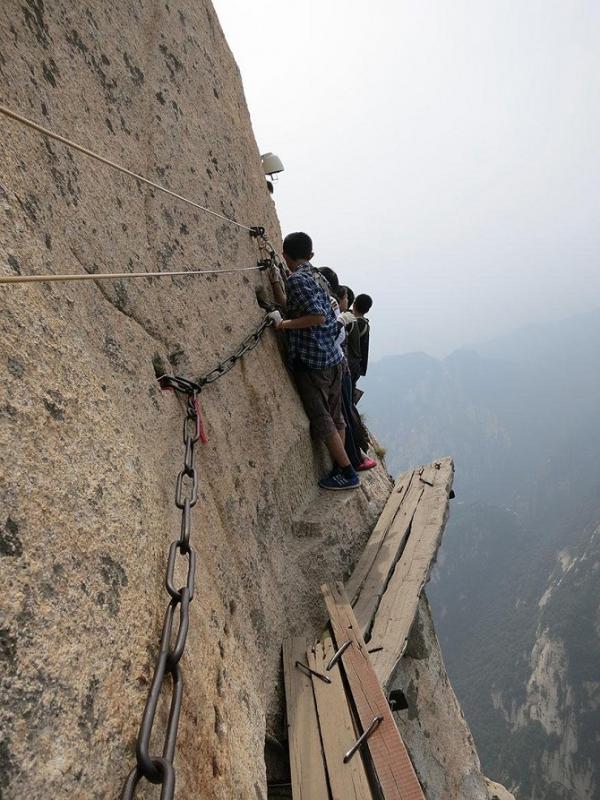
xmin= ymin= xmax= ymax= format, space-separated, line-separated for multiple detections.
xmin=268 ymin=310 xmax=283 ymax=327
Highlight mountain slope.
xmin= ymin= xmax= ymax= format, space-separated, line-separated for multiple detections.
xmin=362 ymin=309 xmax=600 ymax=798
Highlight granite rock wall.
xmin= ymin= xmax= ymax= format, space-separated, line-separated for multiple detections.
xmin=1 ymin=3 xmax=511 ymax=799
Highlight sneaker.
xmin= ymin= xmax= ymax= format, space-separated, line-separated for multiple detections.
xmin=318 ymin=472 xmax=360 ymax=491
xmin=356 ymin=457 xmax=377 ymax=471
xmin=327 ymin=464 xmax=341 ymax=479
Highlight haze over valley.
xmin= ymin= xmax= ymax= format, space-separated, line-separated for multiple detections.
xmin=363 ymin=308 xmax=600 ymax=799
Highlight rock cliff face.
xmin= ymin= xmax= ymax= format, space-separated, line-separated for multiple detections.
xmin=1 ymin=2 xmax=511 ymax=798
xmin=391 ymin=597 xmax=513 ymax=800
xmin=489 ymin=526 xmax=600 ymax=800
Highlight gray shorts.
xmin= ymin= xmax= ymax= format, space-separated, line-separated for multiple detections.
xmin=294 ymin=363 xmax=345 ymax=440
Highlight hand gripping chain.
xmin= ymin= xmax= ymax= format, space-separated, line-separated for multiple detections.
xmin=121 ymin=391 xmax=202 ymax=800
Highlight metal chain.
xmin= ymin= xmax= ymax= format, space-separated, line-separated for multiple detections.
xmin=255 ymin=232 xmax=289 ymax=296
xmin=121 ymin=391 xmax=201 ymax=800
xmin=123 ymin=310 xmax=273 ymax=797
xmin=255 ymin=231 xmax=286 ymax=274
xmin=157 ymin=314 xmax=273 ymax=394
xmin=198 ymin=315 xmax=272 ymax=386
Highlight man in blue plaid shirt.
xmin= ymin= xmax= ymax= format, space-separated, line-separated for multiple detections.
xmin=272 ymin=232 xmax=359 ymax=491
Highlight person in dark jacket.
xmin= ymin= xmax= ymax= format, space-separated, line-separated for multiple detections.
xmin=353 ymin=293 xmax=372 ymax=378
xmin=345 ymin=293 xmax=372 ymax=396
xmin=335 ymin=285 xmax=376 ymax=471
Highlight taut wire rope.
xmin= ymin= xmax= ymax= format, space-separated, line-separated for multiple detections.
xmin=0 ymin=264 xmax=267 ymax=285
xmin=0 ymin=103 xmax=254 ymax=232
xmin=2 ymin=101 xmax=282 ymax=800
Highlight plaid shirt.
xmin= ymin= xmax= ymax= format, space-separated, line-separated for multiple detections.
xmin=285 ymin=264 xmax=342 ymax=370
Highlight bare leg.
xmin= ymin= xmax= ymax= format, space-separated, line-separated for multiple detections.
xmin=324 ymin=430 xmax=351 ymax=469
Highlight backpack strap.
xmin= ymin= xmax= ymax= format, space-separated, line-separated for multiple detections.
xmin=357 ymin=318 xmax=370 ymax=338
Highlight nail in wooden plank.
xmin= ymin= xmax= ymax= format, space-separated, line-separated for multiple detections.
xmin=307 ymin=639 xmax=373 ymax=800
xmin=321 ymin=583 xmax=426 ymax=800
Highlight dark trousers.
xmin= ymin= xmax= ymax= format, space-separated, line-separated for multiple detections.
xmin=341 ymin=371 xmax=362 ymax=468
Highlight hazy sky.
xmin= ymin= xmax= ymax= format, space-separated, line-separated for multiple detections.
xmin=213 ymin=1 xmax=600 ymax=358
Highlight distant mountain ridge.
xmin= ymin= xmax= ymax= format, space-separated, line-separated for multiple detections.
xmin=470 ymin=307 xmax=600 ymax=365
xmin=362 ymin=308 xmax=600 ymax=799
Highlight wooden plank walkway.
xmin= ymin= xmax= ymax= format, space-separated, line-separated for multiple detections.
xmin=345 ymin=466 xmax=415 ymax=607
xmin=368 ymin=458 xmax=454 ymax=686
xmin=322 ymin=582 xmax=426 ymax=800
xmin=351 ymin=474 xmax=424 ymax=638
xmin=283 ymin=636 xmax=330 ymax=800
xmin=281 ymin=458 xmax=454 ymax=799
xmin=307 ymin=639 xmax=373 ymax=800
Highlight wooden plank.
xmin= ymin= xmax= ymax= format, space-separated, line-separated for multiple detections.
xmin=369 ymin=458 xmax=454 ymax=687
xmin=321 ymin=583 xmax=425 ymax=800
xmin=307 ymin=639 xmax=374 ymax=800
xmin=283 ymin=637 xmax=330 ymax=800
xmin=351 ymin=480 xmax=424 ymax=638
xmin=346 ymin=468 xmax=416 ymax=605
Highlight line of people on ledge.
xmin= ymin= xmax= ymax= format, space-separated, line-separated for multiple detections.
xmin=267 ymin=231 xmax=376 ymax=491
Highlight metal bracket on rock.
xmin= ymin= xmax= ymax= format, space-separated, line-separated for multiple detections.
xmin=158 ymin=374 xmax=202 ymax=394
xmin=388 ymin=688 xmax=409 ymax=712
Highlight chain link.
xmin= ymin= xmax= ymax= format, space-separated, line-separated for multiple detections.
xmin=121 ymin=391 xmax=202 ymax=800
xmin=157 ymin=314 xmax=273 ymax=395
xmin=256 ymin=233 xmax=286 ymax=274
xmin=123 ymin=309 xmax=274 ymax=797
xmin=256 ymin=233 xmax=289 ymax=296
xmin=199 ymin=315 xmax=272 ymax=386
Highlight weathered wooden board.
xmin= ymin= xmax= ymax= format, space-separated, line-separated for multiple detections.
xmin=283 ymin=637 xmax=330 ymax=800
xmin=346 ymin=468 xmax=415 ymax=606
xmin=321 ymin=583 xmax=425 ymax=800
xmin=369 ymin=458 xmax=454 ymax=687
xmin=351 ymin=479 xmax=424 ymax=638
xmin=307 ymin=639 xmax=374 ymax=800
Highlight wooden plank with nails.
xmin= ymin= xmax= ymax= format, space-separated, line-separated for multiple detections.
xmin=307 ymin=639 xmax=374 ymax=800
xmin=283 ymin=637 xmax=330 ymax=800
xmin=346 ymin=468 xmax=416 ymax=606
xmin=351 ymin=477 xmax=424 ymax=638
xmin=321 ymin=583 xmax=426 ymax=800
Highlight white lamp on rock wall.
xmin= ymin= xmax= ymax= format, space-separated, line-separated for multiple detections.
xmin=261 ymin=152 xmax=284 ymax=178
xmin=261 ymin=152 xmax=284 ymax=194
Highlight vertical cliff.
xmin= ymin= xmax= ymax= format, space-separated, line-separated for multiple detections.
xmin=0 ymin=3 xmax=391 ymax=797
xmin=1 ymin=2 xmax=512 ymax=798
xmin=489 ymin=524 xmax=600 ymax=799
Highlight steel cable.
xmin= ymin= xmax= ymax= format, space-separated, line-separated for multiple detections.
xmin=0 ymin=263 xmax=268 ymax=285
xmin=0 ymin=104 xmax=254 ymax=231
